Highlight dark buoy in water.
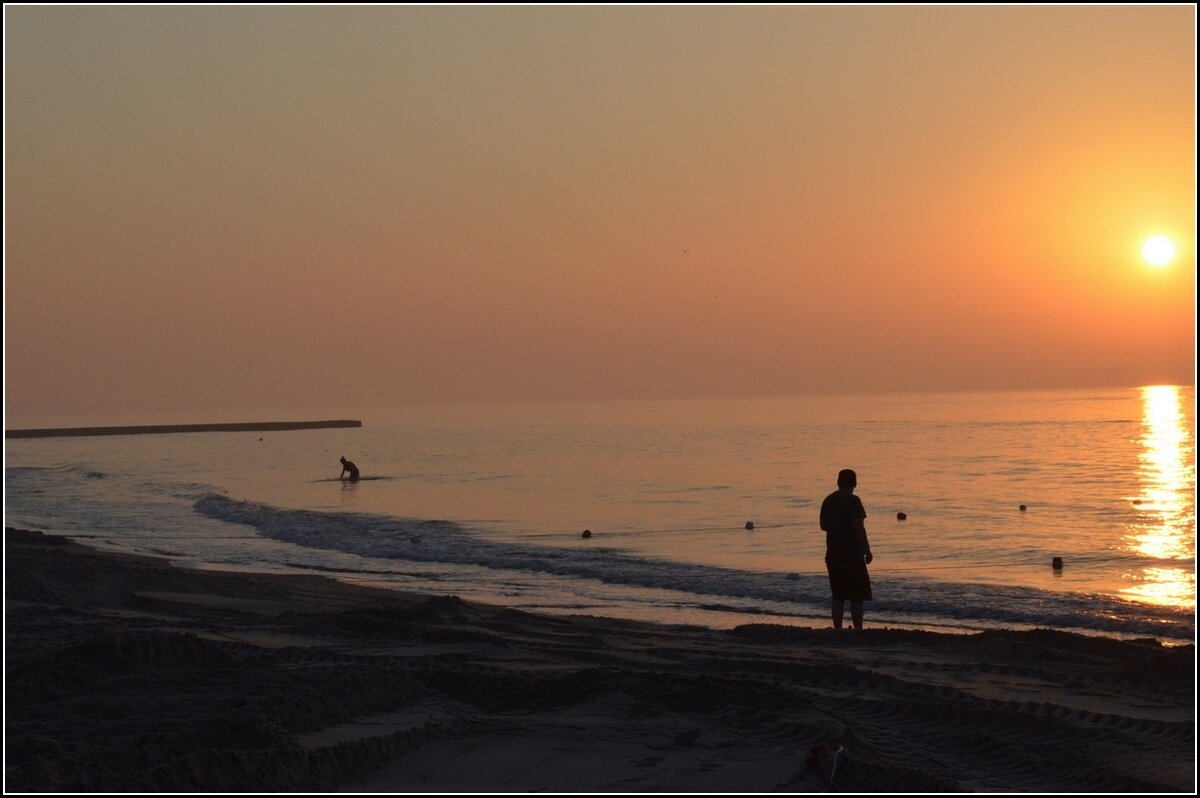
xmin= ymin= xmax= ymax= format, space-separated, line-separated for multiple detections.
xmin=786 ymin=572 xmax=800 ymax=581
xmin=896 ymin=512 xmax=907 ymax=521
xmin=745 ymin=521 xmax=755 ymax=530
xmin=1019 ymin=504 xmax=1027 ymax=512
xmin=1052 ymin=556 xmax=1063 ymax=570
xmin=582 ymin=529 xmax=592 ymax=539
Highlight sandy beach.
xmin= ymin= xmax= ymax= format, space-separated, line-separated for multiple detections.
xmin=5 ymin=527 xmax=1193 ymax=793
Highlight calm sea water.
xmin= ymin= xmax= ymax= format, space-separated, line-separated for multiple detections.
xmin=4 ymin=387 xmax=1195 ymax=643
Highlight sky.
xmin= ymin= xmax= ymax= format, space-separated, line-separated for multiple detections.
xmin=4 ymin=5 xmax=1196 ymax=421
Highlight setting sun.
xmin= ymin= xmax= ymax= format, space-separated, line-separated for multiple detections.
xmin=1142 ymin=235 xmax=1177 ymax=267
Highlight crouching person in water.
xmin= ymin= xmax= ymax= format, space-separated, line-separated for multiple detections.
xmin=339 ymin=456 xmax=360 ymax=482
xmin=819 ymin=468 xmax=873 ymax=630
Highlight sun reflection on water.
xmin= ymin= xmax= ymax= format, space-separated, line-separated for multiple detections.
xmin=1121 ymin=386 xmax=1196 ymax=609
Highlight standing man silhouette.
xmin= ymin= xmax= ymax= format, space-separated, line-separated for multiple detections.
xmin=819 ymin=468 xmax=873 ymax=630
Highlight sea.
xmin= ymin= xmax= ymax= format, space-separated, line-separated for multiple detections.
xmin=4 ymin=386 xmax=1195 ymax=644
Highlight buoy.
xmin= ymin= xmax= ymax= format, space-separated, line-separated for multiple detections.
xmin=896 ymin=512 xmax=907 ymax=521
xmin=786 ymin=572 xmax=800 ymax=581
xmin=745 ymin=521 xmax=755 ymax=530
xmin=1019 ymin=504 xmax=1027 ymax=512
xmin=1052 ymin=556 xmax=1063 ymax=570
xmin=581 ymin=529 xmax=592 ymax=539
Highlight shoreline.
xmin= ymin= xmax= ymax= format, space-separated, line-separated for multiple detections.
xmin=5 ymin=527 xmax=1194 ymax=792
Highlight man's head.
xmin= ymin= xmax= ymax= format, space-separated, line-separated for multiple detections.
xmin=837 ymin=469 xmax=857 ymax=490
xmin=340 ymin=456 xmax=347 ymax=464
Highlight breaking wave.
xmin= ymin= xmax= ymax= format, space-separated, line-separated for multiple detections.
xmin=195 ymin=494 xmax=1193 ymax=641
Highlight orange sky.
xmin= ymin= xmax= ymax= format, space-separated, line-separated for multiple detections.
xmin=4 ymin=6 xmax=1195 ymax=421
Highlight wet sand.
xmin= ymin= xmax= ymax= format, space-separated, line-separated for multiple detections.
xmin=5 ymin=527 xmax=1194 ymax=792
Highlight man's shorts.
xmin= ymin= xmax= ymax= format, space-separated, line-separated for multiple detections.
xmin=825 ymin=549 xmax=872 ymax=601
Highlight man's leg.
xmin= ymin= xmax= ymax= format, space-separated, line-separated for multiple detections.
xmin=849 ymin=600 xmax=864 ymax=630
xmin=831 ymin=599 xmax=845 ymax=629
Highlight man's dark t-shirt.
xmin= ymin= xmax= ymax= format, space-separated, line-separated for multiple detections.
xmin=820 ymin=490 xmax=867 ymax=553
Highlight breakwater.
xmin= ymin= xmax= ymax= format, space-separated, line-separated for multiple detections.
xmin=6 ymin=420 xmax=362 ymax=439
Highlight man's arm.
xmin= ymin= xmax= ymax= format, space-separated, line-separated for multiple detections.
xmin=852 ymin=516 xmax=873 ymax=564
